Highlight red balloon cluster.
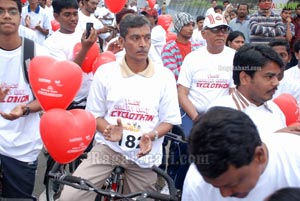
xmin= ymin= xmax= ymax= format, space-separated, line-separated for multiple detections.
xmin=29 ymin=56 xmax=96 ymax=164
xmin=92 ymin=51 xmax=116 ymax=74
xmin=105 ymin=0 xmax=127 ymax=13
xmin=73 ymin=42 xmax=100 ymax=73
xmin=51 ymin=19 xmax=60 ymax=32
xmin=273 ymin=93 xmax=299 ymax=126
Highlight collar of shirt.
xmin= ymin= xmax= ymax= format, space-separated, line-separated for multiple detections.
xmin=235 ymin=16 xmax=250 ymax=23
xmin=232 ymin=88 xmax=273 ymax=112
xmin=120 ymin=56 xmax=154 ymax=78
xmin=257 ymin=10 xmax=276 ymax=17
xmin=28 ymin=5 xmax=40 ymax=14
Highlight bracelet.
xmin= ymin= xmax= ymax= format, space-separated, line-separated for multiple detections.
xmin=153 ymin=130 xmax=159 ymax=141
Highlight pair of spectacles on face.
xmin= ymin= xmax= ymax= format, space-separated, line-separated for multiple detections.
xmin=0 ymin=8 xmax=19 ymax=17
xmin=206 ymin=26 xmax=231 ymax=34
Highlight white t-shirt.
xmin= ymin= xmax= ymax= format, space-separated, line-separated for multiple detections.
xmin=182 ymin=132 xmax=300 ymax=201
xmin=191 ymin=29 xmax=206 ymax=46
xmin=18 ymin=25 xmax=39 ymax=43
xmin=44 ymin=31 xmax=92 ymax=103
xmin=148 ymin=25 xmax=166 ymax=65
xmin=0 ymin=43 xmax=49 ymax=162
xmin=86 ymin=58 xmax=181 ymax=168
xmin=177 ymin=46 xmax=235 ymax=113
xmin=21 ymin=5 xmax=51 ymax=45
xmin=208 ymin=92 xmax=286 ymax=136
xmin=76 ymin=11 xmax=110 ymax=40
xmin=205 ymin=7 xmax=215 ymax=17
xmin=284 ymin=65 xmax=300 ymax=81
xmin=274 ymin=79 xmax=300 ymax=103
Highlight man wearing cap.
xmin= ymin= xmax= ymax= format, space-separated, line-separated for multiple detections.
xmin=161 ymin=12 xmax=202 ymax=81
xmin=141 ymin=7 xmax=166 ymax=65
xmin=177 ymin=12 xmax=235 ymax=137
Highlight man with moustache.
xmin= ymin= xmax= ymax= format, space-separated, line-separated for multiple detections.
xmin=228 ymin=3 xmax=250 ymax=43
xmin=182 ymin=106 xmax=300 ymax=200
xmin=208 ymin=44 xmax=286 ymax=136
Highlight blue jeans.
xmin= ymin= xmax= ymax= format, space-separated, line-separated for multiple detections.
xmin=180 ymin=109 xmax=194 ymax=138
xmin=0 ymin=154 xmax=37 ymax=200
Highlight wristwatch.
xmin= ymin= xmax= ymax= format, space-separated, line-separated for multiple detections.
xmin=23 ymin=106 xmax=31 ymax=116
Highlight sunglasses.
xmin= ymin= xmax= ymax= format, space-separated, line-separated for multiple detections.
xmin=206 ymin=26 xmax=231 ymax=34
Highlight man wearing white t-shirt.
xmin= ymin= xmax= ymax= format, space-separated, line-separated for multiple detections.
xmin=208 ymin=44 xmax=287 ymax=135
xmin=60 ymin=14 xmax=181 ymax=201
xmin=21 ymin=0 xmax=51 ymax=44
xmin=0 ymin=0 xmax=49 ymax=199
xmin=76 ymin=0 xmax=114 ymax=49
xmin=270 ymin=39 xmax=300 ymax=108
xmin=141 ymin=7 xmax=166 ymax=65
xmin=205 ymin=0 xmax=217 ymax=17
xmin=177 ymin=12 xmax=235 ymax=137
xmin=182 ymin=107 xmax=300 ymax=201
xmin=44 ymin=0 xmax=97 ymax=109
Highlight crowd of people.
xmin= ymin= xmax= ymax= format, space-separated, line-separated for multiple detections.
xmin=1 ymin=0 xmax=300 ymax=200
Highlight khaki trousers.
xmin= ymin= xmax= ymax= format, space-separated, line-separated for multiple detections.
xmin=59 ymin=143 xmax=157 ymax=201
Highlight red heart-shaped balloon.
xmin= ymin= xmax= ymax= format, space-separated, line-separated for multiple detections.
xmin=73 ymin=42 xmax=99 ymax=73
xmin=29 ymin=56 xmax=82 ymax=111
xmin=40 ymin=108 xmax=96 ymax=164
xmin=158 ymin=15 xmax=172 ymax=32
xmin=105 ymin=0 xmax=127 ymax=13
xmin=51 ymin=19 xmax=60 ymax=32
xmin=273 ymin=93 xmax=299 ymax=126
xmin=92 ymin=51 xmax=116 ymax=74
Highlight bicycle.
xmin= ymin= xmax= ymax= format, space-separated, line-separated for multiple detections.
xmin=45 ymin=153 xmax=88 ymax=201
xmin=45 ymin=127 xmax=186 ymax=201
xmin=48 ymin=162 xmax=180 ymax=201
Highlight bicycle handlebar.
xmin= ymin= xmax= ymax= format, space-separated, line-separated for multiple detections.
xmin=48 ymin=164 xmax=179 ymax=201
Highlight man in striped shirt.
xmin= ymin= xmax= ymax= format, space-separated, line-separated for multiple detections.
xmin=161 ymin=12 xmax=202 ymax=81
xmin=249 ymin=0 xmax=285 ymax=45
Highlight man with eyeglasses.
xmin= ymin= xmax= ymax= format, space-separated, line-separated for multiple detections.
xmin=249 ymin=0 xmax=285 ymax=45
xmin=0 ymin=0 xmax=49 ymax=200
xmin=177 ymin=12 xmax=236 ymax=137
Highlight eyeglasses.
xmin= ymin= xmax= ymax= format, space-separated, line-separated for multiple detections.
xmin=206 ymin=26 xmax=231 ymax=34
xmin=0 ymin=8 xmax=19 ymax=17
